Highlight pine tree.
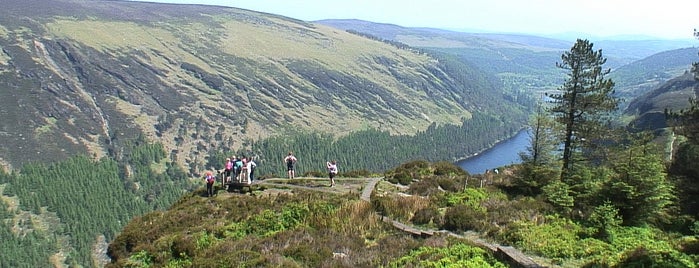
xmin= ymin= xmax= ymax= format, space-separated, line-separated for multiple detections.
xmin=515 ymin=106 xmax=559 ymax=195
xmin=548 ymin=39 xmax=619 ymax=180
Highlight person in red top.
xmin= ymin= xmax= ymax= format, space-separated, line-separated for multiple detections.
xmin=284 ymin=152 xmax=297 ymax=179
xmin=204 ymin=170 xmax=216 ymax=197
xmin=224 ymin=158 xmax=233 ymax=183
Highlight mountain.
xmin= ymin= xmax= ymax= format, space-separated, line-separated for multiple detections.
xmin=315 ymin=19 xmax=696 ymax=95
xmin=611 ymin=47 xmax=698 ymax=107
xmin=0 ymin=0 xmax=524 ymax=172
xmin=0 ymin=1 xmax=534 ymax=267
xmin=624 ymin=72 xmax=698 ymax=131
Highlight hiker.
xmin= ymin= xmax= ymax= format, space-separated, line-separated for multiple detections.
xmin=247 ymin=156 xmax=257 ymax=182
xmin=234 ymin=156 xmax=243 ymax=183
xmin=224 ymin=158 xmax=233 ymax=183
xmin=239 ymin=156 xmax=248 ymax=183
xmin=284 ymin=152 xmax=297 ymax=179
xmin=326 ymin=160 xmax=338 ymax=187
xmin=204 ymin=170 xmax=216 ymax=197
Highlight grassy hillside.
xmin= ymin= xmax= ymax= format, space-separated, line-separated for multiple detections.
xmin=105 ymin=161 xmax=699 ymax=267
xmin=0 ymin=0 xmax=527 ymax=173
xmin=612 ymin=47 xmax=698 ymax=109
xmin=316 ymin=19 xmax=697 ymax=103
xmin=624 ymin=72 xmax=698 ymax=130
xmin=0 ymin=1 xmax=532 ymax=267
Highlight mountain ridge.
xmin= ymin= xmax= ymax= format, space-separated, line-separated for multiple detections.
xmin=0 ymin=0 xmax=526 ymax=172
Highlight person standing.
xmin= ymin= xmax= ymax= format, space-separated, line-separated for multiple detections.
xmin=233 ymin=156 xmax=243 ymax=183
xmin=284 ymin=152 xmax=297 ymax=179
xmin=247 ymin=156 xmax=257 ymax=183
xmin=205 ymin=170 xmax=216 ymax=197
xmin=224 ymin=158 xmax=233 ymax=183
xmin=326 ymin=160 xmax=338 ymax=187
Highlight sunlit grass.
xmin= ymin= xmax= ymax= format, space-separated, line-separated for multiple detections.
xmin=34 ymin=117 xmax=57 ymax=135
xmin=46 ymin=18 xmax=214 ymax=73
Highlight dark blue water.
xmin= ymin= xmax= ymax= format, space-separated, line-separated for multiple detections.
xmin=456 ymin=129 xmax=531 ymax=174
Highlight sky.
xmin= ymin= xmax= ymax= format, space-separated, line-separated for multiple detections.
xmin=150 ymin=0 xmax=698 ymax=40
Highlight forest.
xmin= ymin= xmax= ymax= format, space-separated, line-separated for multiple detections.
xmin=207 ymin=111 xmax=527 ymax=178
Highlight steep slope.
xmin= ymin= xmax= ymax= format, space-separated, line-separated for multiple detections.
xmin=315 ymin=19 xmax=568 ymax=101
xmin=624 ymin=72 xmax=698 ymax=131
xmin=611 ymin=47 xmax=698 ymax=107
xmin=0 ymin=0 xmax=520 ymax=171
xmin=316 ymin=19 xmax=696 ymax=96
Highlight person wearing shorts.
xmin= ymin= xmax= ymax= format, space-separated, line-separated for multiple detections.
xmin=327 ymin=160 xmax=338 ymax=187
xmin=284 ymin=152 xmax=297 ymax=179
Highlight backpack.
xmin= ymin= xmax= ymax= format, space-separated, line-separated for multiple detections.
xmin=206 ymin=175 xmax=215 ymax=184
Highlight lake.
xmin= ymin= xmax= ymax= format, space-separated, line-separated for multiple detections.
xmin=456 ymin=129 xmax=531 ymax=174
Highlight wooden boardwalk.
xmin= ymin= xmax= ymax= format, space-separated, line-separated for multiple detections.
xmin=358 ymin=177 xmax=546 ymax=268
xmin=360 ymin=177 xmax=381 ymax=201
xmin=224 ymin=176 xmax=546 ymax=267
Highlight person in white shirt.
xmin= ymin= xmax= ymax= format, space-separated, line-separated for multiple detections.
xmin=326 ymin=160 xmax=338 ymax=187
xmin=247 ymin=157 xmax=257 ymax=183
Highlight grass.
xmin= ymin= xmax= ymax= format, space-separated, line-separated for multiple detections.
xmin=34 ymin=117 xmax=56 ymax=136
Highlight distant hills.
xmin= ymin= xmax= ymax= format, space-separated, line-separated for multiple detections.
xmin=317 ymin=19 xmax=697 ymax=107
xmin=0 ymin=0 xmax=528 ymax=171
xmin=1 ymin=1 xmax=697 ymax=267
xmin=0 ymin=4 xmax=694 ymax=171
xmin=611 ymin=47 xmax=698 ymax=105
xmin=624 ymin=72 xmax=698 ymax=131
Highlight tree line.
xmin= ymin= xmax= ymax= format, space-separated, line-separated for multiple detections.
xmin=0 ymin=141 xmax=191 ymax=267
xmin=206 ymin=112 xmax=527 ymax=178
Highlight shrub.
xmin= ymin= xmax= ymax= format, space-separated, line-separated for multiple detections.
xmin=246 ymin=209 xmax=286 ymax=237
xmin=432 ymin=161 xmax=468 ymax=176
xmin=588 ymin=201 xmax=622 ymax=242
xmin=385 ymin=160 xmax=432 ymax=185
xmin=283 ymin=244 xmax=332 ymax=266
xmin=436 ymin=176 xmax=462 ymax=192
xmin=389 ymin=170 xmax=413 ymax=185
xmin=170 ymin=235 xmax=196 ymax=260
xmin=400 ymin=160 xmax=431 ymax=170
xmin=500 ymin=216 xmax=583 ymax=259
xmin=125 ymin=250 xmax=153 ymax=268
xmin=542 ymin=181 xmax=574 ymax=213
xmin=436 ymin=188 xmax=488 ymax=210
xmin=280 ymin=202 xmax=311 ymax=229
xmin=389 ymin=243 xmax=506 ymax=268
xmin=408 ymin=178 xmax=441 ymax=196
xmin=442 ymin=204 xmax=485 ymax=232
xmin=343 ymin=169 xmax=372 ymax=178
xmin=612 ymin=246 xmax=696 ymax=268
xmin=411 ymin=206 xmax=442 ymax=226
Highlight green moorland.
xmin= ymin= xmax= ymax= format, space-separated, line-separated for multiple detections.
xmin=0 ymin=114 xmax=523 ymax=267
xmin=104 ymin=154 xmax=699 ymax=267
xmin=99 ymin=38 xmax=699 ymax=268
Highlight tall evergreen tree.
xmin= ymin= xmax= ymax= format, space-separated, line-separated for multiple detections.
xmin=515 ymin=106 xmax=559 ymax=195
xmin=548 ymin=39 xmax=619 ymax=180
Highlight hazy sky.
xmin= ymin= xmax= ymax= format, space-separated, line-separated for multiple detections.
xmin=151 ymin=0 xmax=698 ymax=39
